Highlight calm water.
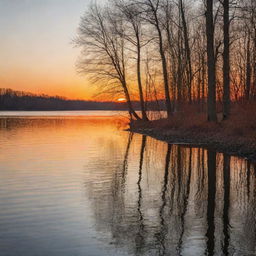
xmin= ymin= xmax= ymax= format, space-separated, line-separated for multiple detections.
xmin=0 ymin=111 xmax=255 ymax=256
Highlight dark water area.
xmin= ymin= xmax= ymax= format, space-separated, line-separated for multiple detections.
xmin=0 ymin=112 xmax=255 ymax=256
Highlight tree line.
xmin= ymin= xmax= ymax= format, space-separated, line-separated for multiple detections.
xmin=0 ymin=88 xmax=125 ymax=110
xmin=75 ymin=0 xmax=256 ymax=121
xmin=0 ymin=88 xmax=164 ymax=111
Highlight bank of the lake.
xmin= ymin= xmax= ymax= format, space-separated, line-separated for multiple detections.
xmin=130 ymin=118 xmax=256 ymax=162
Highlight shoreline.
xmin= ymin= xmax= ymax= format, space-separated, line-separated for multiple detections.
xmin=129 ymin=121 xmax=256 ymax=162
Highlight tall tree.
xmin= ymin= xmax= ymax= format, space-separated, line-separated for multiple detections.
xmin=115 ymin=0 xmax=149 ymax=120
xmin=223 ymin=0 xmax=230 ymax=119
xmin=245 ymin=32 xmax=252 ymax=100
xmin=179 ymin=0 xmax=192 ymax=103
xmin=76 ymin=4 xmax=141 ymax=120
xmin=142 ymin=0 xmax=173 ymax=118
xmin=206 ymin=0 xmax=217 ymax=121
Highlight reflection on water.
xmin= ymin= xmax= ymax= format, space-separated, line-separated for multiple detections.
xmin=0 ymin=115 xmax=255 ymax=256
xmin=0 ymin=110 xmax=128 ymax=117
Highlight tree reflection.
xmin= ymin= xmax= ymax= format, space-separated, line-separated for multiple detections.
xmin=155 ymin=144 xmax=171 ymax=255
xmin=177 ymin=148 xmax=192 ymax=254
xmin=84 ymin=134 xmax=256 ymax=256
xmin=222 ymin=155 xmax=230 ymax=255
xmin=206 ymin=150 xmax=216 ymax=256
xmin=121 ymin=132 xmax=134 ymax=192
xmin=135 ymin=135 xmax=147 ymax=254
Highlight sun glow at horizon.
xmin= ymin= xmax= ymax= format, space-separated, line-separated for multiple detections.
xmin=117 ymin=98 xmax=126 ymax=102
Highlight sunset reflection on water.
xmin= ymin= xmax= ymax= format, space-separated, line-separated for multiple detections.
xmin=0 ymin=113 xmax=255 ymax=256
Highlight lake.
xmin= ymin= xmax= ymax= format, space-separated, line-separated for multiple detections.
xmin=0 ymin=111 xmax=255 ymax=256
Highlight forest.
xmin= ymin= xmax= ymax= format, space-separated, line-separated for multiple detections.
xmin=75 ymin=0 xmax=256 ymax=122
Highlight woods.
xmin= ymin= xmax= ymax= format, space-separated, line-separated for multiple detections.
xmin=76 ymin=0 xmax=256 ymax=121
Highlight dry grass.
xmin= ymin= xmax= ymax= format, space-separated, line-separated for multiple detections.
xmin=160 ymin=103 xmax=254 ymax=137
xmin=131 ymin=102 xmax=256 ymax=157
xmin=224 ymin=102 xmax=256 ymax=138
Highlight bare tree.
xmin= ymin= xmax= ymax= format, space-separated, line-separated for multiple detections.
xmin=140 ymin=0 xmax=173 ymax=118
xmin=75 ymin=0 xmax=256 ymax=122
xmin=76 ymin=3 xmax=141 ymax=120
xmin=206 ymin=0 xmax=217 ymax=121
xmin=222 ymin=0 xmax=230 ymax=119
xmin=179 ymin=0 xmax=192 ymax=103
xmin=245 ymin=30 xmax=252 ymax=100
xmin=115 ymin=0 xmax=149 ymax=120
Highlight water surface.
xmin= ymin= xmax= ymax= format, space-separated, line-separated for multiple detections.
xmin=0 ymin=112 xmax=255 ymax=256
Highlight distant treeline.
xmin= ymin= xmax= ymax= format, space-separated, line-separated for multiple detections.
xmin=0 ymin=88 xmax=165 ymax=111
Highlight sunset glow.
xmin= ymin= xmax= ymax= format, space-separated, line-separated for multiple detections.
xmin=117 ymin=98 xmax=126 ymax=102
xmin=0 ymin=0 xmax=256 ymax=255
xmin=0 ymin=0 xmax=93 ymax=100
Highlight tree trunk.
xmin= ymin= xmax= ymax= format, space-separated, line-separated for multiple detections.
xmin=206 ymin=0 xmax=217 ymax=122
xmin=202 ymin=54 xmax=206 ymax=111
xmin=253 ymin=26 xmax=256 ymax=98
xmin=177 ymin=26 xmax=183 ymax=107
xmin=197 ymin=67 xmax=201 ymax=103
xmin=223 ymin=0 xmax=230 ymax=119
xmin=136 ymin=37 xmax=148 ymax=121
xmin=180 ymin=0 xmax=192 ymax=103
xmin=154 ymin=15 xmax=172 ymax=118
xmin=245 ymin=35 xmax=251 ymax=100
xmin=123 ymin=81 xmax=141 ymax=120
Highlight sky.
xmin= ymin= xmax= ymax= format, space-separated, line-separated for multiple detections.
xmin=0 ymin=0 xmax=97 ymax=100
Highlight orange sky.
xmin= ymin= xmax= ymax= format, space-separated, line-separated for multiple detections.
xmin=0 ymin=0 xmax=98 ymax=100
